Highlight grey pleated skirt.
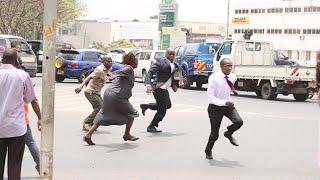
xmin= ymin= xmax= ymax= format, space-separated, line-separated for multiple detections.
xmin=93 ymin=91 xmax=139 ymax=126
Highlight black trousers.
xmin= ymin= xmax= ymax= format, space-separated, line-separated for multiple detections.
xmin=146 ymin=88 xmax=172 ymax=127
xmin=0 ymin=134 xmax=26 ymax=180
xmin=205 ymin=104 xmax=243 ymax=153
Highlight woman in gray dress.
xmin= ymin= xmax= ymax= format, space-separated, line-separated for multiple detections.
xmin=83 ymin=53 xmax=139 ymax=145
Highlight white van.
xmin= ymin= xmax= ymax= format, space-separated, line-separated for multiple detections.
xmin=134 ymin=50 xmax=166 ymax=82
xmin=0 ymin=35 xmax=37 ymax=77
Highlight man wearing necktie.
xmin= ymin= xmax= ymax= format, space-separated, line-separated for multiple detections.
xmin=205 ymin=58 xmax=243 ymax=159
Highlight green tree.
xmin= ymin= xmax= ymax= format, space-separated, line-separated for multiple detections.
xmin=106 ymin=39 xmax=136 ymax=52
xmin=91 ymin=41 xmax=108 ymax=52
xmin=0 ymin=0 xmax=86 ymax=39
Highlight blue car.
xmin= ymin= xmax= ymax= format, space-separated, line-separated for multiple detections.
xmin=54 ymin=49 xmax=123 ymax=83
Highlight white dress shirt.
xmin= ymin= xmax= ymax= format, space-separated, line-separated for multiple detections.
xmin=160 ymin=60 xmax=175 ymax=90
xmin=207 ymin=71 xmax=237 ymax=106
xmin=0 ymin=64 xmax=36 ymax=138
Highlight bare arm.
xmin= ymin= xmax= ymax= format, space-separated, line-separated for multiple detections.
xmin=31 ymin=98 xmax=41 ymax=131
xmin=75 ymin=75 xmax=92 ymax=93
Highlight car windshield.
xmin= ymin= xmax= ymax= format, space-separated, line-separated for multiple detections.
xmin=60 ymin=53 xmax=78 ymax=61
xmin=154 ymin=52 xmax=165 ymax=60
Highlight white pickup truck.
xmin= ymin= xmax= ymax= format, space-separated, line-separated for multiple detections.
xmin=213 ymin=40 xmax=317 ymax=101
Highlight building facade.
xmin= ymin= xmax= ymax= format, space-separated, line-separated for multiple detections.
xmin=231 ymin=0 xmax=320 ymax=64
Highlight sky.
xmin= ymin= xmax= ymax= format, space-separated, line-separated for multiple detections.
xmin=80 ymin=0 xmax=232 ymax=23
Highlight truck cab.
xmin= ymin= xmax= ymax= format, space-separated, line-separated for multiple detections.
xmin=174 ymin=42 xmax=221 ymax=88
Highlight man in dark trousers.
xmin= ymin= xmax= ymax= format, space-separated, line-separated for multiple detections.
xmin=205 ymin=58 xmax=243 ymax=159
xmin=140 ymin=49 xmax=184 ymax=133
xmin=0 ymin=49 xmax=37 ymax=179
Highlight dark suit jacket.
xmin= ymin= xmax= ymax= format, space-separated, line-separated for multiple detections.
xmin=145 ymin=57 xmax=182 ymax=90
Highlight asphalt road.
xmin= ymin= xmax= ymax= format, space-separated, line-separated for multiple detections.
xmin=12 ymin=76 xmax=320 ymax=180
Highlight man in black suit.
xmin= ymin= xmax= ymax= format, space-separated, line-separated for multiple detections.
xmin=140 ymin=49 xmax=184 ymax=133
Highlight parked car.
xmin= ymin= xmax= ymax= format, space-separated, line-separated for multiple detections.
xmin=134 ymin=49 xmax=166 ymax=82
xmin=0 ymin=35 xmax=37 ymax=77
xmin=54 ymin=49 xmax=106 ymax=83
xmin=174 ymin=42 xmax=221 ymax=88
xmin=27 ymin=40 xmax=75 ymax=73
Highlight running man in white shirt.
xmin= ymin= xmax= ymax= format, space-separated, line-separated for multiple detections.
xmin=204 ymin=58 xmax=243 ymax=159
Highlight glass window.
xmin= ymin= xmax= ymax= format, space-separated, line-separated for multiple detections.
xmin=184 ymin=44 xmax=199 ymax=54
xmin=83 ymin=52 xmax=98 ymax=62
xmin=255 ymin=42 xmax=261 ymax=51
xmin=219 ymin=42 xmax=232 ymax=55
xmin=145 ymin=52 xmax=152 ymax=60
xmin=262 ymin=9 xmax=265 ymax=13
xmin=177 ymin=46 xmax=185 ymax=56
xmin=61 ymin=53 xmax=78 ymax=60
xmin=139 ymin=52 xmax=146 ymax=60
xmin=154 ymin=52 xmax=165 ymax=60
xmin=135 ymin=52 xmax=140 ymax=59
xmin=306 ymin=51 xmax=311 ymax=60
xmin=307 ymin=29 xmax=312 ymax=34
xmin=245 ymin=42 xmax=255 ymax=51
xmin=0 ymin=39 xmax=6 ymax=47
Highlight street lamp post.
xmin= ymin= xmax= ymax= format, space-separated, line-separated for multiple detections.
xmin=226 ymin=0 xmax=230 ymax=38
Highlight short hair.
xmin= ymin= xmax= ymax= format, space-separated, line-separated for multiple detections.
xmin=102 ymin=55 xmax=112 ymax=62
xmin=2 ymin=49 xmax=18 ymax=64
xmin=122 ymin=52 xmax=137 ymax=66
xmin=220 ymin=58 xmax=232 ymax=67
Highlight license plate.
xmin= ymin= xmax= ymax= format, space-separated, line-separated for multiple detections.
xmin=57 ymin=69 xmax=64 ymax=75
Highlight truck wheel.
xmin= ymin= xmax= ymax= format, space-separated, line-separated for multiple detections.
xmin=182 ymin=72 xmax=192 ymax=89
xmin=261 ymin=83 xmax=277 ymax=100
xmin=55 ymin=75 xmax=65 ymax=82
xmin=141 ymin=70 xmax=146 ymax=83
xmin=293 ymin=94 xmax=308 ymax=101
xmin=255 ymin=90 xmax=262 ymax=97
xmin=196 ymin=82 xmax=202 ymax=88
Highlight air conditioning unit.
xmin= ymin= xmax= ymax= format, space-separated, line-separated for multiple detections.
xmin=299 ymin=35 xmax=305 ymax=40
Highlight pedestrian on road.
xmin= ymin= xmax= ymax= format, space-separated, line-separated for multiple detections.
xmin=15 ymin=58 xmax=42 ymax=174
xmin=83 ymin=53 xmax=139 ymax=145
xmin=204 ymin=58 xmax=243 ymax=159
xmin=23 ymin=101 xmax=41 ymax=174
xmin=139 ymin=49 xmax=184 ymax=133
xmin=0 ymin=49 xmax=37 ymax=180
xmin=75 ymin=55 xmax=122 ymax=131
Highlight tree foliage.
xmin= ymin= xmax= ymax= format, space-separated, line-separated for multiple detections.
xmin=0 ymin=0 xmax=86 ymax=39
xmin=91 ymin=39 xmax=136 ymax=52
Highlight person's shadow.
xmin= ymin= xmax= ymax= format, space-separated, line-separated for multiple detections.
xmin=145 ymin=132 xmax=187 ymax=138
xmin=96 ymin=143 xmax=139 ymax=153
xmin=208 ymin=158 xmax=243 ymax=168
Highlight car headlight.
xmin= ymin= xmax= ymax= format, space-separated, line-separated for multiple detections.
xmin=55 ymin=57 xmax=64 ymax=68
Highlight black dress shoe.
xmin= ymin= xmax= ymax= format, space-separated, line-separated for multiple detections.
xmin=205 ymin=151 xmax=213 ymax=159
xmin=83 ymin=136 xmax=96 ymax=145
xmin=147 ymin=126 xmax=162 ymax=133
xmin=224 ymin=131 xmax=239 ymax=146
xmin=123 ymin=136 xmax=139 ymax=141
xmin=140 ymin=104 xmax=148 ymax=116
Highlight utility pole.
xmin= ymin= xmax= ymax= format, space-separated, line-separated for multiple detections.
xmin=226 ymin=0 xmax=230 ymax=38
xmin=41 ymin=0 xmax=57 ymax=179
